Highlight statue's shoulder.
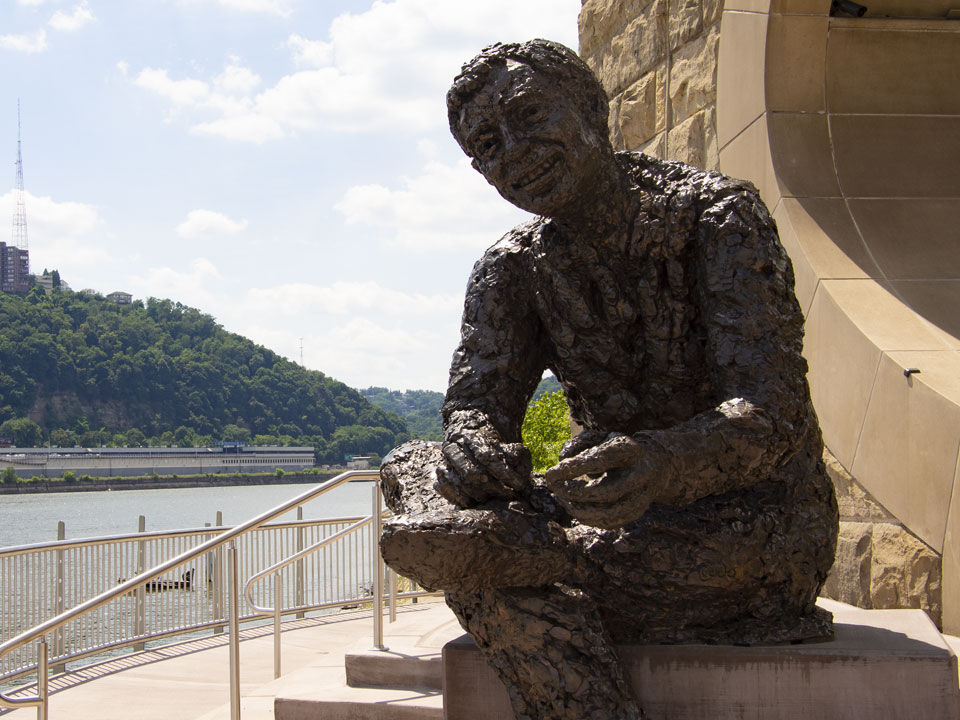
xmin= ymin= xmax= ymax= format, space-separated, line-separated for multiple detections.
xmin=618 ymin=151 xmax=762 ymax=214
xmin=474 ymin=218 xmax=541 ymax=271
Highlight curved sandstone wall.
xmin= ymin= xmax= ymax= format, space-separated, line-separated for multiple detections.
xmin=580 ymin=0 xmax=960 ymax=631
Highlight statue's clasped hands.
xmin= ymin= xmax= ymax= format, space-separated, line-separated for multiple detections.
xmin=545 ymin=432 xmax=670 ymax=529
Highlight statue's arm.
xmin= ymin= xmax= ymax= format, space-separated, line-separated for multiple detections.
xmin=436 ymin=233 xmax=546 ymax=507
xmin=547 ymin=184 xmax=814 ymax=527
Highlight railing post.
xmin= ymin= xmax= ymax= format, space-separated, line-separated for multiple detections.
xmin=295 ymin=506 xmax=304 ymax=619
xmin=134 ymin=515 xmax=146 ymax=651
xmin=36 ymin=637 xmax=48 ymax=720
xmin=214 ymin=511 xmax=224 ymax=635
xmin=274 ymin=572 xmax=282 ymax=679
xmin=388 ymin=567 xmax=397 ymax=623
xmin=227 ymin=544 xmax=241 ymax=720
xmin=371 ymin=481 xmax=386 ymax=651
xmin=52 ymin=522 xmax=65 ymax=674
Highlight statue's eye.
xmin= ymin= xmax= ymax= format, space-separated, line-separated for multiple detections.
xmin=523 ymin=106 xmax=541 ymax=121
xmin=475 ymin=136 xmax=499 ymax=159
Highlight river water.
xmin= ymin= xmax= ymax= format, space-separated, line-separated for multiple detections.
xmin=0 ymin=481 xmax=376 ymax=549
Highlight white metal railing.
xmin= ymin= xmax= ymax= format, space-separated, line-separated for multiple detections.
xmin=0 ymin=514 xmax=376 ymax=683
xmin=0 ymin=470 xmax=433 ymax=719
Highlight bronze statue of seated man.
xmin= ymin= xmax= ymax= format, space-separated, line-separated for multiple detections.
xmin=379 ymin=39 xmax=838 ymax=720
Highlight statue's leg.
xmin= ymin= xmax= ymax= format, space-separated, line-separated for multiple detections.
xmin=446 ymin=585 xmax=642 ymax=720
xmin=379 ymin=440 xmax=575 ymax=592
xmin=380 ymin=441 xmax=642 ymax=717
xmin=572 ymin=473 xmax=838 ymax=646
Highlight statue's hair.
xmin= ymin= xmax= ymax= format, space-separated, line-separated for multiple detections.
xmin=446 ymin=39 xmax=609 ymax=152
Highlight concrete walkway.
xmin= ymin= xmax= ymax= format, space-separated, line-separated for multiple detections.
xmin=4 ymin=599 xmax=957 ymax=720
xmin=1 ymin=600 xmax=459 ymax=720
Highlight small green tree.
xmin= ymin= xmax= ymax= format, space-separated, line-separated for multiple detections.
xmin=521 ymin=390 xmax=572 ymax=473
xmin=62 ymin=471 xmax=77 ymax=484
xmin=124 ymin=428 xmax=147 ymax=447
xmin=0 ymin=418 xmax=43 ymax=447
xmin=1 ymin=466 xmax=17 ymax=484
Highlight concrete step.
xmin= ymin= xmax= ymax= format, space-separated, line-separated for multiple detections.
xmin=344 ymin=648 xmax=443 ymax=691
xmin=274 ymin=686 xmax=443 ymax=720
xmin=270 ymin=601 xmax=458 ymax=720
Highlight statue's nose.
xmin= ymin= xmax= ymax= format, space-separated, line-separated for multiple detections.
xmin=500 ymin=129 xmax=528 ymax=160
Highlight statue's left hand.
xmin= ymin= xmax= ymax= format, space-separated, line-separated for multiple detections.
xmin=544 ymin=435 xmax=669 ymax=528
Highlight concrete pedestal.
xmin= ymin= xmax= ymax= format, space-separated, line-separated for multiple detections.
xmin=443 ymin=600 xmax=960 ymax=719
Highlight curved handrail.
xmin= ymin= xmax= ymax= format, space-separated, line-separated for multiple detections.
xmin=0 ymin=469 xmax=379 ymax=710
xmin=243 ymin=515 xmax=375 ymax=615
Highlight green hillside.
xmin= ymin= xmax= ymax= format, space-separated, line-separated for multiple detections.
xmin=0 ymin=288 xmax=408 ymax=463
xmin=360 ymin=387 xmax=444 ymax=441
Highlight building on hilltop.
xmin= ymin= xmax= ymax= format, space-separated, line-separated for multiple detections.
xmin=107 ymin=290 xmax=133 ymax=304
xmin=34 ymin=271 xmax=69 ymax=293
xmin=0 ymin=242 xmax=29 ymax=294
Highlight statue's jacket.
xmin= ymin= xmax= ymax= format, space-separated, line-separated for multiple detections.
xmin=439 ymin=151 xmax=839 ymax=641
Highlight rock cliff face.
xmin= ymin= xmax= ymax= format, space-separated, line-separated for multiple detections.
xmin=577 ymin=0 xmax=944 ymax=627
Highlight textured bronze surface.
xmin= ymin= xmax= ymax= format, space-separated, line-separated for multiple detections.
xmin=380 ymin=40 xmax=838 ymax=720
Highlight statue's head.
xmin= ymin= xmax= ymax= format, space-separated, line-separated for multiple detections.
xmin=447 ymin=39 xmax=612 ymax=218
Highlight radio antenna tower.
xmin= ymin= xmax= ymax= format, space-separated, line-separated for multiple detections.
xmin=12 ymin=99 xmax=28 ymax=252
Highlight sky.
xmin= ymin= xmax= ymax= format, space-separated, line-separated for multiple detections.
xmin=0 ymin=0 xmax=581 ymax=392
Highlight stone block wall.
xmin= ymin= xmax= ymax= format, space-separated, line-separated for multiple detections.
xmin=821 ymin=450 xmax=942 ymax=627
xmin=579 ymin=0 xmax=721 ymax=168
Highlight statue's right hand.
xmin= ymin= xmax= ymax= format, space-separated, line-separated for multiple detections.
xmin=434 ymin=432 xmax=532 ymax=507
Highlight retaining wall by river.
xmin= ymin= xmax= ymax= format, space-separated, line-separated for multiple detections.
xmin=0 ymin=471 xmax=350 ymax=494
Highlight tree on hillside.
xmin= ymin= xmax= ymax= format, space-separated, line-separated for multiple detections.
xmin=360 ymin=387 xmax=443 ymax=441
xmin=521 ymin=390 xmax=571 ymax=473
xmin=0 ymin=417 xmax=43 ymax=447
xmin=0 ymin=289 xmax=409 ymax=454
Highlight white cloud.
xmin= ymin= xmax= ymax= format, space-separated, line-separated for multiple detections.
xmin=116 ymin=60 xmax=129 ymax=76
xmin=191 ymin=114 xmax=284 ymax=142
xmin=313 ymin=317 xmax=457 ymax=391
xmin=243 ymin=281 xmax=459 ymax=318
xmin=18 ymin=0 xmax=45 ymax=5
xmin=127 ymin=258 xmax=225 ymax=311
xmin=176 ymin=209 xmax=248 ymax=239
xmin=179 ymin=0 xmax=294 ymax=16
xmin=0 ymin=190 xmax=98 ymax=237
xmin=214 ymin=57 xmax=261 ymax=95
xmin=135 ymin=60 xmax=285 ymax=141
xmin=135 ymin=68 xmax=210 ymax=106
xmin=227 ymin=281 xmax=462 ymax=389
xmin=49 ymin=2 xmax=94 ymax=32
xmin=335 ymin=158 xmax=531 ymax=252
xmin=244 ymin=317 xmax=457 ymax=392
xmin=287 ymin=34 xmax=332 ymax=69
xmin=0 ymin=190 xmax=107 ymax=271
xmin=0 ymin=29 xmax=47 ymax=53
xmin=132 ymin=0 xmax=580 ymax=142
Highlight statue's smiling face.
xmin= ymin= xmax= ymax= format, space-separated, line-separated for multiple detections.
xmin=456 ymin=61 xmax=608 ymax=218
